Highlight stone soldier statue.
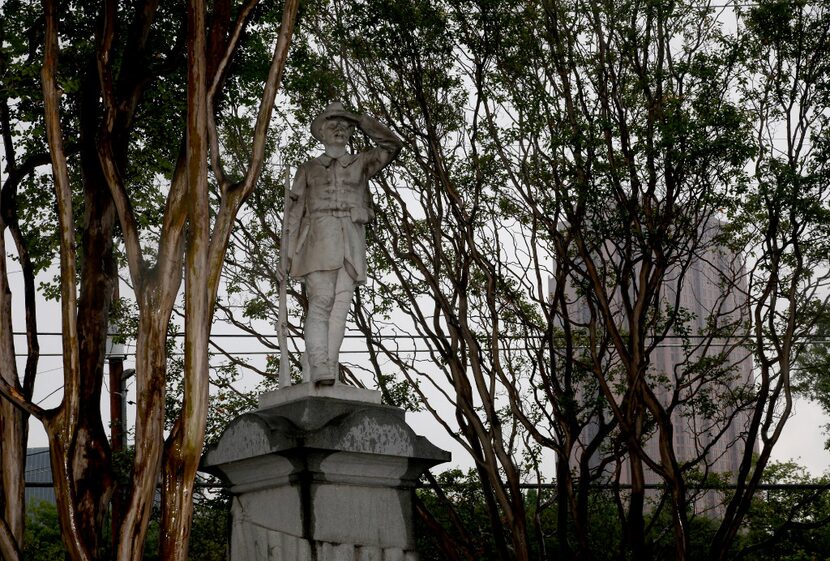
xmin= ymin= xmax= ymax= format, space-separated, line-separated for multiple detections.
xmin=285 ymin=102 xmax=403 ymax=384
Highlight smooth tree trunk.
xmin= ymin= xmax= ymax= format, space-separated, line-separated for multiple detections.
xmin=0 ymin=234 xmax=25 ymax=560
xmin=158 ymin=0 xmax=211 ymax=558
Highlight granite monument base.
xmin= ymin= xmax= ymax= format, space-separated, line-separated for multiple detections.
xmin=201 ymin=383 xmax=450 ymax=561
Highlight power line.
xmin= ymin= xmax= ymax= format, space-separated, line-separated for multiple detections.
xmin=11 ymin=331 xmax=389 ymax=339
xmin=13 ymin=344 xmax=830 ymax=358
xmin=25 ymin=449 xmax=50 ymax=458
xmin=13 ymin=331 xmax=830 ymax=341
xmin=35 ymin=384 xmax=63 ymax=405
xmin=707 ymin=2 xmax=823 ymax=7
xmin=16 ymin=349 xmax=441 ymax=357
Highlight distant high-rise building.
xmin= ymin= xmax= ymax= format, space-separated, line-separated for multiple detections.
xmin=554 ymin=222 xmax=755 ymax=515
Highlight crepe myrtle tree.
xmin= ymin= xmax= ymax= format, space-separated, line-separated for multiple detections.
xmin=0 ymin=0 xmax=298 ymax=559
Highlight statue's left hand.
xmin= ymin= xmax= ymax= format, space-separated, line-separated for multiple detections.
xmin=350 ymin=207 xmax=372 ymax=224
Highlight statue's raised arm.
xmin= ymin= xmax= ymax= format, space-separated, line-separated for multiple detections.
xmin=284 ymin=102 xmax=403 ymax=385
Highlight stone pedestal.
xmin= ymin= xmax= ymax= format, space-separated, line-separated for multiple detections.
xmin=200 ymin=384 xmax=451 ymax=561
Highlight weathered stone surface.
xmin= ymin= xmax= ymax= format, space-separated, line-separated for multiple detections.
xmin=259 ymin=383 xmax=381 ymax=409
xmin=309 ymin=410 xmax=415 ymax=457
xmin=252 ymin=523 xmax=269 ymax=560
xmin=267 ymin=528 xmax=283 ymax=561
xmin=356 ymin=546 xmax=383 ymax=561
xmin=201 ymin=390 xmax=450 ymax=561
xmin=206 ymin=414 xmax=297 ymax=466
xmin=239 ymin=487 xmax=304 ymax=537
xmin=297 ymin=536 xmax=312 ymax=559
xmin=282 ymin=533 xmax=299 ymax=561
xmin=312 ymin=483 xmax=410 ymax=545
xmin=383 ymin=548 xmax=405 ymax=561
xmin=203 ymin=389 xmax=449 ymax=476
xmin=318 ymin=542 xmax=355 ymax=561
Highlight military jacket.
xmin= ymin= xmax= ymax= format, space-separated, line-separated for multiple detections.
xmin=285 ymin=118 xmax=402 ymax=283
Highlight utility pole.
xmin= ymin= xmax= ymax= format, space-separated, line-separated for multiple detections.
xmin=107 ymin=332 xmax=127 ymax=553
xmin=108 ymin=348 xmax=126 ymax=452
xmin=108 ymin=283 xmax=130 ymax=552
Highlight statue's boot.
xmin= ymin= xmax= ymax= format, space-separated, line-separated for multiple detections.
xmin=311 ymin=363 xmax=335 ymax=385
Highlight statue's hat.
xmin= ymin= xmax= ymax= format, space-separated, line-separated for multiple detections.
xmin=311 ymin=101 xmax=359 ymax=142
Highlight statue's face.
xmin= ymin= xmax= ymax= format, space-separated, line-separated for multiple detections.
xmin=321 ymin=118 xmax=355 ymax=147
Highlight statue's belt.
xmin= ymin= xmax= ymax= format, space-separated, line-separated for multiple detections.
xmin=309 ymin=208 xmax=358 ymax=218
